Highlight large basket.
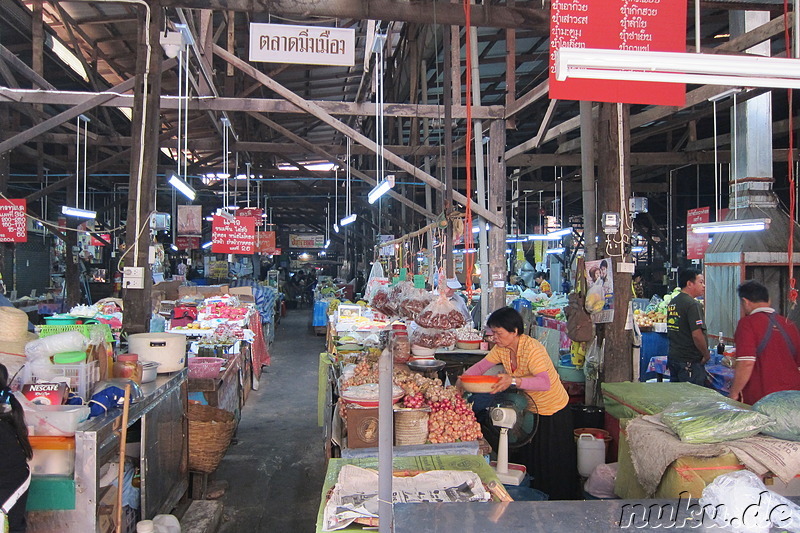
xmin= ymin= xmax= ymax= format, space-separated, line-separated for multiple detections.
xmin=188 ymin=404 xmax=236 ymax=474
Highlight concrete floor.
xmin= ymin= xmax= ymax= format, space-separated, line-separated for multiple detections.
xmin=215 ymin=307 xmax=328 ymax=532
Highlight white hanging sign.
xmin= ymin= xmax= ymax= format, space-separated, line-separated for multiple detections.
xmin=249 ymin=23 xmax=355 ymax=67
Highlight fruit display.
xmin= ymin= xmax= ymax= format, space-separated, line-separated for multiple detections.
xmin=634 ymin=309 xmax=667 ymax=328
xmin=200 ymin=301 xmax=249 ymax=321
xmin=536 ymin=308 xmax=564 ymax=319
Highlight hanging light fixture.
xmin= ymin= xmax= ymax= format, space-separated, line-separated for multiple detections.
xmin=62 ymin=114 xmax=95 ymax=219
xmin=168 ymin=172 xmax=196 ymax=200
xmin=339 ymin=137 xmax=356 ymax=226
xmin=691 ymin=218 xmax=770 ymax=233
xmin=368 ymin=32 xmax=394 ymax=205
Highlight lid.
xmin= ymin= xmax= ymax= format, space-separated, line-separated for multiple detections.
xmin=391 ymin=323 xmax=407 ymax=330
xmin=29 ymin=436 xmax=76 ymax=450
xmin=118 ymin=353 xmax=139 ymax=362
xmin=393 ymin=331 xmax=408 ymax=337
xmin=53 ymin=351 xmax=87 ymax=364
xmin=140 ymin=360 xmax=160 ymax=369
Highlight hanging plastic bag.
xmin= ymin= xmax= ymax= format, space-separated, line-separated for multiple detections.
xmin=753 ymin=391 xmax=800 ymax=441
xmin=398 ymin=285 xmax=433 ymax=321
xmin=409 ymin=325 xmax=456 ymax=349
xmin=369 ymin=286 xmax=397 ymax=317
xmin=416 ymin=292 xmax=466 ymax=329
xmin=661 ymin=400 xmax=771 ymax=444
xmin=584 ymin=337 xmax=604 ymax=381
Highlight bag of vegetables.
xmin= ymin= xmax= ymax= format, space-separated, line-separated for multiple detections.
xmin=753 ymin=391 xmax=800 ymax=441
xmin=661 ymin=400 xmax=772 ymax=444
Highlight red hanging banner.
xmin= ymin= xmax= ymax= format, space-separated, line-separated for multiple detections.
xmin=686 ymin=207 xmax=710 ymax=260
xmin=256 ymin=231 xmax=278 ymax=254
xmin=212 ymin=215 xmax=256 ymax=254
xmin=90 ymin=233 xmax=111 ymax=246
xmin=237 ymin=207 xmax=264 ymax=227
xmin=0 ymin=199 xmax=27 ymax=243
xmin=549 ymin=0 xmax=687 ymax=106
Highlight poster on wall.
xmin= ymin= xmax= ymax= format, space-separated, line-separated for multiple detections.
xmin=584 ymin=258 xmax=614 ymax=323
xmin=212 ymin=215 xmax=256 ymax=254
xmin=177 ymin=205 xmax=202 ymax=235
xmin=0 ymin=199 xmax=27 ymax=243
xmin=549 ymin=0 xmax=687 ymax=106
xmin=686 ymin=207 xmax=710 ymax=260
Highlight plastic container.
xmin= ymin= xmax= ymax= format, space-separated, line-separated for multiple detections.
xmin=391 ymin=332 xmax=410 ymax=363
xmin=53 ymin=351 xmax=87 ymax=364
xmin=44 ymin=315 xmax=78 ymax=325
xmin=26 ymin=476 xmax=76 ymax=511
xmin=29 ymin=435 xmax=76 ymax=476
xmin=127 ymin=333 xmax=186 ymax=373
xmin=114 ymin=353 xmax=143 ymax=383
xmin=152 ymin=514 xmax=181 ymax=532
xmin=188 ymin=357 xmax=225 ymax=379
xmin=22 ymin=360 xmax=98 ymax=401
xmin=577 ymin=433 xmax=607 ymax=478
xmin=455 ymin=339 xmax=482 ymax=350
xmin=21 ymin=403 xmax=90 ymax=436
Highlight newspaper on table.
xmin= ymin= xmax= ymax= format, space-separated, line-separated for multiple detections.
xmin=323 ymin=464 xmax=490 ymax=531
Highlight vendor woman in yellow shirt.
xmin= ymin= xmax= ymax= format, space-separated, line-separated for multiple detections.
xmin=460 ymin=306 xmax=577 ymax=499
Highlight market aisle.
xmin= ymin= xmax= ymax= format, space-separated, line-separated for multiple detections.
xmin=216 ymin=308 xmax=327 ymax=532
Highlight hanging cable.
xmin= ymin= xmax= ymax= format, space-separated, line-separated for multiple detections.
xmin=463 ymin=0 xmax=475 ymax=296
xmin=784 ymin=0 xmax=798 ymax=304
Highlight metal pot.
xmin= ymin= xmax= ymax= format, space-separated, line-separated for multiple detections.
xmin=127 ymin=333 xmax=186 ymax=373
xmin=140 ymin=361 xmax=161 ymax=383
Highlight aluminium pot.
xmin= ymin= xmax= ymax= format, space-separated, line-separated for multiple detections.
xmin=127 ymin=333 xmax=186 ymax=373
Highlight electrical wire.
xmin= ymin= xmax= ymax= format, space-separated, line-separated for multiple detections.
xmin=784 ymin=0 xmax=798 ymax=305
xmin=463 ymin=0 xmax=474 ymax=297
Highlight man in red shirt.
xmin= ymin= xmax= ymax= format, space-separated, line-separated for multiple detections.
xmin=729 ymin=280 xmax=800 ymax=404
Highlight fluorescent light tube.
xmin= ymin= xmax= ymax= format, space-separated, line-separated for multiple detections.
xmin=340 ymin=213 xmax=357 ymax=226
xmin=547 ymin=227 xmax=572 ymax=238
xmin=215 ymin=208 xmax=235 ymax=222
xmin=202 ymin=241 xmax=213 ymax=249
xmin=62 ymin=206 xmax=96 ymax=219
xmin=168 ymin=173 xmax=196 ymax=200
xmin=368 ymin=179 xmax=394 ymax=204
xmin=691 ymin=218 xmax=770 ymax=234
xmin=170 ymin=244 xmax=179 ymax=252
xmin=556 ymin=48 xmax=800 ymax=89
xmin=333 ymin=223 xmax=340 ymax=233
xmin=546 ymin=247 xmax=566 ymax=255
xmin=632 ymin=246 xmax=646 ymax=253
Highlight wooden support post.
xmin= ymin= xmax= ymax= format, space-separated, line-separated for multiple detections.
xmin=123 ymin=8 xmax=162 ymax=333
xmin=596 ymin=102 xmax=634 ymax=383
xmin=505 ymin=0 xmax=516 ymax=130
xmin=487 ymin=120 xmax=507 ymax=313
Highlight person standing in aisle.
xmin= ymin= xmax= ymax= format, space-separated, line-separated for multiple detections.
xmin=0 ymin=364 xmax=32 ymax=533
xmin=728 ymin=280 xmax=800 ymax=404
xmin=666 ymin=269 xmax=709 ymax=385
xmin=459 ymin=307 xmax=577 ymax=499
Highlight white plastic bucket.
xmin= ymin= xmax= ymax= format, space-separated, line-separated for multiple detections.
xmin=577 ymin=433 xmax=606 ymax=477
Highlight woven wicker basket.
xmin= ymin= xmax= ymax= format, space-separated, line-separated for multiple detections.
xmin=394 ymin=408 xmax=429 ymax=446
xmin=188 ymin=404 xmax=236 ymax=474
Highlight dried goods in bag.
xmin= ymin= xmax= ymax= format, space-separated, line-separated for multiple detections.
xmin=416 ymin=293 xmax=466 ymax=329
xmin=369 ymin=287 xmax=397 ymax=317
xmin=398 ymin=288 xmax=434 ymax=321
xmin=410 ymin=326 xmax=456 ymax=349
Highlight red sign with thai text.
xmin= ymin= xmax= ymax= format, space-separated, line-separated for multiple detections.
xmin=237 ymin=207 xmax=263 ymax=227
xmin=90 ymin=233 xmax=111 ymax=246
xmin=256 ymin=231 xmax=278 ymax=254
xmin=686 ymin=207 xmax=710 ymax=260
xmin=175 ymin=236 xmax=200 ymax=250
xmin=0 ymin=199 xmax=27 ymax=243
xmin=549 ymin=0 xmax=687 ymax=106
xmin=212 ymin=215 xmax=256 ymax=254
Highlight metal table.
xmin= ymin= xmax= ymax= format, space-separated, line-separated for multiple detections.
xmin=28 ymin=369 xmax=188 ymax=532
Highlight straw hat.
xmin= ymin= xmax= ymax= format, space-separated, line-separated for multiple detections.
xmin=0 ymin=307 xmax=38 ymax=355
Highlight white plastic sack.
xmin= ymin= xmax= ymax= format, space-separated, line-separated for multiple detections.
xmin=584 ymin=462 xmax=618 ymax=499
xmin=25 ymin=331 xmax=87 ymax=359
xmin=700 ymin=470 xmax=800 ymax=533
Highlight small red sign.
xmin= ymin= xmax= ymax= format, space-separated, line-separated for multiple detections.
xmin=237 ymin=208 xmax=264 ymax=227
xmin=549 ymin=0 xmax=687 ymax=106
xmin=212 ymin=215 xmax=256 ymax=254
xmin=90 ymin=233 xmax=111 ymax=246
xmin=686 ymin=207 xmax=710 ymax=260
xmin=256 ymin=231 xmax=278 ymax=254
xmin=0 ymin=199 xmax=27 ymax=243
xmin=175 ymin=236 xmax=200 ymax=250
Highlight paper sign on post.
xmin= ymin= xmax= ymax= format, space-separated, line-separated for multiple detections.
xmin=212 ymin=215 xmax=256 ymax=254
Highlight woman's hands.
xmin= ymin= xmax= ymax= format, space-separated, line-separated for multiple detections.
xmin=491 ymin=373 xmax=515 ymax=394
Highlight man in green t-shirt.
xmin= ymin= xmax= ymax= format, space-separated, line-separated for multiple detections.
xmin=667 ymin=269 xmax=710 ymax=385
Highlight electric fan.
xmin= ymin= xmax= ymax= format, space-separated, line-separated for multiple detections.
xmin=480 ymin=389 xmax=538 ymax=485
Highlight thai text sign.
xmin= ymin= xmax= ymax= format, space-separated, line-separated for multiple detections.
xmin=256 ymin=231 xmax=279 ymax=254
xmin=212 ymin=215 xmax=256 ymax=254
xmin=549 ymin=0 xmax=687 ymax=106
xmin=238 ymin=207 xmax=264 ymax=227
xmin=175 ymin=236 xmax=200 ymax=250
xmin=249 ymin=23 xmax=355 ymax=67
xmin=0 ymin=199 xmax=27 ymax=242
xmin=686 ymin=207 xmax=710 ymax=260
xmin=90 ymin=233 xmax=111 ymax=247
xmin=289 ymin=233 xmax=325 ymax=249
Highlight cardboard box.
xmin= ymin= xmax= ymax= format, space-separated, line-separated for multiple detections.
xmin=229 ymin=286 xmax=255 ymax=303
xmin=178 ymin=285 xmax=199 ymax=298
xmin=153 ymin=280 xmax=182 ymax=300
xmin=197 ymin=284 xmax=229 ymax=298
xmin=346 ymin=406 xmax=379 ymax=448
xmin=22 ymin=382 xmax=69 ymax=406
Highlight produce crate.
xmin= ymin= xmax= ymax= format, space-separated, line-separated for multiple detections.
xmin=23 ymin=360 xmax=98 ymax=401
xmin=36 ymin=323 xmax=115 ymax=343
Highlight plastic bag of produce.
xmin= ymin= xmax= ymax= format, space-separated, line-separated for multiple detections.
xmin=700 ymin=470 xmax=800 ymax=533
xmin=644 ymin=294 xmax=663 ymax=313
xmin=409 ymin=324 xmax=456 ymax=349
xmin=661 ymin=400 xmax=772 ymax=444
xmin=398 ymin=287 xmax=434 ymax=321
xmin=753 ymin=391 xmax=800 ymax=441
xmin=416 ymin=293 xmax=466 ymax=329
xmin=369 ymin=286 xmax=397 ymax=317
xmin=585 ymin=284 xmax=605 ymax=314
